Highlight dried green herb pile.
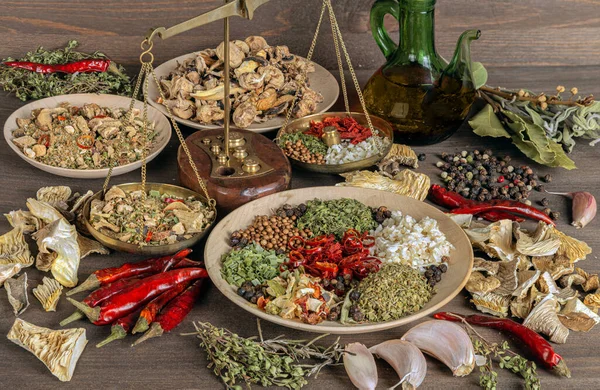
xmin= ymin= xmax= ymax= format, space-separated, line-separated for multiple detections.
xmin=221 ymin=243 xmax=286 ymax=287
xmin=0 ymin=40 xmax=131 ymax=101
xmin=356 ymin=263 xmax=433 ymax=322
xmin=188 ymin=321 xmax=344 ymax=389
xmin=297 ymin=198 xmax=377 ymax=239
xmin=279 ymin=133 xmax=328 ymax=155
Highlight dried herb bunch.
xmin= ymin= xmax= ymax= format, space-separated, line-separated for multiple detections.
xmin=0 ymin=40 xmax=131 ymax=101
xmin=186 ymin=320 xmax=344 ymax=389
xmin=470 ymin=85 xmax=599 ymax=169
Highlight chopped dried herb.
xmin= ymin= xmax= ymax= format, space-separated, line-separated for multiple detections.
xmin=297 ymin=199 xmax=376 ymax=239
xmin=0 ymin=40 xmax=131 ymax=101
xmin=221 ymin=243 xmax=286 ymax=287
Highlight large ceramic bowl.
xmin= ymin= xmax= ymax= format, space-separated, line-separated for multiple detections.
xmin=83 ymin=183 xmax=216 ymax=256
xmin=276 ymin=112 xmax=394 ymax=174
xmin=4 ymin=94 xmax=171 ymax=179
xmin=204 ymin=187 xmax=473 ymax=334
xmin=147 ymin=52 xmax=339 ymax=133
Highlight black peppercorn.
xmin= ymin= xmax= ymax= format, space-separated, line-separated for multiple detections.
xmin=418 ymin=153 xmax=426 ymax=161
xmin=540 ymin=198 xmax=550 ymax=207
xmin=535 ymin=185 xmax=545 ymax=192
xmin=352 ymin=311 xmax=365 ymax=322
xmin=543 ymin=174 xmax=552 ymax=183
xmin=550 ymin=211 xmax=560 ymax=220
xmin=349 ymin=290 xmax=361 ymax=301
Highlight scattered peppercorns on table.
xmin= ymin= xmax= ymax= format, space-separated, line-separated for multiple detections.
xmin=283 ymin=139 xmax=325 ymax=164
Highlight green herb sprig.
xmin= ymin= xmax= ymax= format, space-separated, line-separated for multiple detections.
xmin=0 ymin=40 xmax=132 ymax=101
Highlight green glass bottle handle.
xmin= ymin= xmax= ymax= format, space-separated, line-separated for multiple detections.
xmin=370 ymin=0 xmax=400 ymax=59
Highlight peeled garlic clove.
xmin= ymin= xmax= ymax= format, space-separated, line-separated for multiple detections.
xmin=344 ymin=342 xmax=378 ymax=390
xmin=401 ymin=320 xmax=475 ymax=377
xmin=369 ymin=340 xmax=426 ymax=389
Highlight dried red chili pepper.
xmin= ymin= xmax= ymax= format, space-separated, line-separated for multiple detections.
xmin=37 ymin=134 xmax=50 ymax=147
xmin=76 ymin=134 xmax=94 ymax=149
xmin=451 ymin=200 xmax=555 ymax=226
xmin=433 ymin=312 xmax=570 ymax=377
xmin=67 ymin=249 xmax=193 ymax=296
xmin=60 ymin=275 xmax=150 ymax=326
xmin=131 ymin=281 xmax=191 ymax=334
xmin=132 ymin=279 xmax=204 ymax=346
xmin=67 ymin=268 xmax=208 ymax=326
xmin=429 ymin=185 xmax=524 ymax=222
xmin=4 ymin=59 xmax=112 ymax=74
xmin=164 ymin=198 xmax=184 ymax=204
xmin=95 ymin=308 xmax=143 ymax=348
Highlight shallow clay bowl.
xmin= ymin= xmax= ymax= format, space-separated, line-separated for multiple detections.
xmin=204 ymin=186 xmax=473 ymax=334
xmin=4 ymin=94 xmax=171 ymax=179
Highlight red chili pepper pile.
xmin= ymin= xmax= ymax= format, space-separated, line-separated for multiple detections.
xmin=282 ymin=229 xmax=381 ymax=282
xmin=65 ymin=249 xmax=207 ymax=347
xmin=429 ymin=184 xmax=555 ymax=225
xmin=304 ymin=116 xmax=373 ymax=144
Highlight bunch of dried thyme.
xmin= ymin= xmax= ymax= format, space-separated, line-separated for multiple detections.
xmin=185 ymin=320 xmax=344 ymax=389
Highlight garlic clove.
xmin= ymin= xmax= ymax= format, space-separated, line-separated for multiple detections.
xmin=571 ymin=191 xmax=596 ymax=229
xmin=369 ymin=340 xmax=426 ymax=389
xmin=401 ymin=320 xmax=475 ymax=377
xmin=343 ymin=342 xmax=378 ymax=390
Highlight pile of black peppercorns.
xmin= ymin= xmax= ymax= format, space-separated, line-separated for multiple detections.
xmin=373 ymin=206 xmax=392 ymax=224
xmin=424 ymin=262 xmax=448 ymax=287
xmin=435 ymin=149 xmax=552 ymax=203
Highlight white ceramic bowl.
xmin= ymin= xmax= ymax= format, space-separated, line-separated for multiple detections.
xmin=4 ymin=93 xmax=171 ymax=179
xmin=147 ymin=53 xmax=340 ymax=133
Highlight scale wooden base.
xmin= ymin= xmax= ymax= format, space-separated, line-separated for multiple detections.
xmin=177 ymin=128 xmax=292 ymax=214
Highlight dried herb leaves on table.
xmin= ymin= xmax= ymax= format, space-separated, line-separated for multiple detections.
xmin=0 ymin=40 xmax=131 ymax=101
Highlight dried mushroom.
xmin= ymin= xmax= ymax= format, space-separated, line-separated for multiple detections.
xmin=514 ymin=222 xmax=560 ymax=256
xmin=537 ymin=271 xmax=561 ymax=295
xmin=26 ymin=198 xmax=63 ymax=225
xmin=532 ymin=255 xmax=574 ymax=280
xmin=560 ymin=273 xmax=586 ymax=288
xmin=0 ymin=264 xmax=23 ymax=287
xmin=4 ymin=210 xmax=39 ymax=233
xmin=512 ymin=270 xmax=540 ymax=300
xmin=464 ymin=220 xmax=515 ymax=261
xmin=583 ymin=291 xmax=600 ymax=310
xmin=471 ymin=292 xmax=511 ymax=317
xmin=523 ymin=295 xmax=569 ymax=344
xmin=574 ymin=268 xmax=599 ymax=292
xmin=377 ymin=143 xmax=419 ymax=171
xmin=33 ymin=277 xmax=63 ymax=312
xmin=36 ymin=186 xmax=72 ymax=211
xmin=510 ymin=285 xmax=540 ymax=319
xmin=465 ymin=271 xmax=500 ymax=294
xmin=494 ymin=259 xmax=519 ymax=296
xmin=7 ymin=318 xmax=87 ymax=382
xmin=472 ymin=257 xmax=499 ymax=275
xmin=77 ymin=235 xmax=109 ymax=258
xmin=558 ymin=297 xmax=600 ymax=332
xmin=552 ymin=227 xmax=592 ymax=263
xmin=5 ymin=273 xmax=29 ymax=316
xmin=33 ymin=219 xmax=80 ymax=287
xmin=0 ymin=228 xmax=34 ymax=266
xmin=336 ymin=169 xmax=430 ymax=201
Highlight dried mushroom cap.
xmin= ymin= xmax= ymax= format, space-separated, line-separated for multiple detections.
xmin=245 ymin=36 xmax=269 ymax=53
xmin=377 ymin=143 xmax=418 ymax=171
xmin=337 ymin=169 xmax=430 ymax=201
xmin=448 ymin=213 xmax=474 ymax=228
xmin=465 ymin=271 xmax=501 ymax=294
xmin=7 ymin=318 xmax=87 ymax=382
xmin=537 ymin=271 xmax=561 ymax=295
xmin=0 ymin=264 xmax=23 ymax=287
xmin=26 ymin=198 xmax=63 ymax=225
xmin=558 ymin=297 xmax=600 ymax=332
xmin=532 ymin=255 xmax=573 ymax=280
xmin=472 ymin=257 xmax=500 ymax=275
xmin=104 ymin=186 xmax=126 ymax=201
xmin=34 ymin=219 xmax=80 ymax=287
xmin=69 ymin=190 xmax=93 ymax=214
xmin=33 ymin=277 xmax=63 ymax=312
xmin=5 ymin=273 xmax=29 ymax=316
xmin=512 ymin=270 xmax=541 ymax=300
xmin=77 ymin=235 xmax=109 ymax=258
xmin=560 ymin=273 xmax=587 ymax=288
xmin=523 ymin=295 xmax=569 ymax=344
xmin=471 ymin=292 xmax=511 ymax=317
xmin=0 ymin=228 xmax=34 ymax=267
xmin=36 ymin=252 xmax=58 ymax=272
xmin=465 ymin=220 xmax=515 ymax=261
xmin=216 ymin=40 xmax=245 ymax=68
xmin=515 ymin=222 xmax=560 ymax=257
xmin=494 ymin=259 xmax=519 ymax=296
xmin=510 ymin=285 xmax=540 ymax=319
xmin=4 ymin=210 xmax=40 ymax=234
xmin=583 ymin=291 xmax=600 ymax=310
xmin=552 ymin=227 xmax=592 ymax=263
xmin=575 ymin=268 xmax=600 ymax=292
xmin=36 ymin=186 xmax=72 ymax=210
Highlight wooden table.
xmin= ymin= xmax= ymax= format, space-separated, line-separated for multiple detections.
xmin=1 ymin=0 xmax=600 ymax=387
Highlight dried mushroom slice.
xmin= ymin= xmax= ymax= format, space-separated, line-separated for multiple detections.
xmin=574 ymin=268 xmax=599 ymax=292
xmin=465 ymin=271 xmax=501 ymax=294
xmin=465 ymin=220 xmax=515 ymax=261
xmin=33 ymin=277 xmax=63 ymax=312
xmin=448 ymin=213 xmax=474 ymax=228
xmin=5 ymin=273 xmax=29 ymax=316
xmin=377 ymin=143 xmax=418 ymax=171
xmin=0 ymin=264 xmax=23 ymax=287
xmin=523 ymin=295 xmax=569 ymax=344
xmin=26 ymin=198 xmax=64 ymax=225
xmin=471 ymin=292 xmax=511 ymax=317
xmin=532 ymin=255 xmax=573 ymax=280
xmin=552 ymin=227 xmax=592 ymax=263
xmin=34 ymin=219 xmax=80 ymax=287
xmin=560 ymin=273 xmax=586 ymax=288
xmin=512 ymin=270 xmax=541 ymax=300
xmin=558 ymin=297 xmax=600 ymax=332
xmin=0 ymin=228 xmax=34 ymax=266
xmin=510 ymin=285 xmax=540 ymax=320
xmin=77 ymin=235 xmax=109 ymax=258
xmin=173 ymin=210 xmax=208 ymax=234
xmin=336 ymin=169 xmax=430 ymax=201
xmin=472 ymin=257 xmax=499 ymax=275
xmin=493 ymin=259 xmax=519 ymax=296
xmin=4 ymin=210 xmax=40 ymax=234
xmin=537 ymin=271 xmax=561 ymax=295
xmin=515 ymin=222 xmax=560 ymax=257
xmin=69 ymin=190 xmax=93 ymax=214
xmin=36 ymin=186 xmax=72 ymax=211
xmin=7 ymin=318 xmax=87 ymax=382
xmin=583 ymin=291 xmax=600 ymax=310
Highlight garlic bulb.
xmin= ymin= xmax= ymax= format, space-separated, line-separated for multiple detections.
xmin=343 ymin=343 xmax=378 ymax=390
xmin=369 ymin=340 xmax=426 ymax=389
xmin=401 ymin=320 xmax=475 ymax=377
xmin=7 ymin=318 xmax=87 ymax=382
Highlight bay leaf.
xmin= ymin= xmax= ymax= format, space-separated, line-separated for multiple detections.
xmin=502 ymin=110 xmax=556 ymax=164
xmin=547 ymin=141 xmax=576 ymax=170
xmin=469 ymin=104 xmax=509 ymax=138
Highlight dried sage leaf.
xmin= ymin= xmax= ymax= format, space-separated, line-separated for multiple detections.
xmin=5 ymin=273 xmax=29 ymax=316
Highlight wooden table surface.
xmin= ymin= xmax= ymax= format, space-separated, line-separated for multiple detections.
xmin=1 ymin=0 xmax=600 ymax=388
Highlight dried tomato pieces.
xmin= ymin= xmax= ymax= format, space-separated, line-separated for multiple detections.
xmin=304 ymin=116 xmax=373 ymax=144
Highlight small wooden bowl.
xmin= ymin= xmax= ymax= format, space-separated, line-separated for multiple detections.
xmin=83 ymin=183 xmax=216 ymax=256
xmin=276 ymin=112 xmax=394 ymax=174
